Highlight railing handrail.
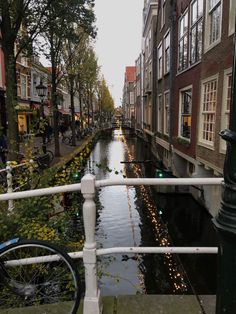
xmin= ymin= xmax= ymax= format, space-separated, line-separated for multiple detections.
xmin=5 ymin=246 xmax=218 ymax=267
xmin=0 ymin=174 xmax=223 ymax=314
xmin=0 ymin=177 xmax=222 ymax=201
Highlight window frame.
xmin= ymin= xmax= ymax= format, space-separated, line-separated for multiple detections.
xmin=164 ymin=30 xmax=170 ymax=74
xmin=161 ymin=0 xmax=166 ymax=30
xmin=164 ymin=90 xmax=170 ymax=135
xmin=178 ymin=85 xmax=192 ymax=141
xmin=229 ymin=0 xmax=236 ymax=36
xmin=204 ymin=0 xmax=222 ymax=51
xmin=189 ymin=0 xmax=203 ymax=66
xmin=157 ymin=42 xmax=163 ymax=80
xmin=20 ymin=74 xmax=28 ymax=99
xmin=198 ymin=74 xmax=218 ymax=149
xmin=178 ymin=9 xmax=189 ymax=72
xmin=157 ymin=93 xmax=163 ymax=133
xmin=220 ymin=68 xmax=232 ymax=153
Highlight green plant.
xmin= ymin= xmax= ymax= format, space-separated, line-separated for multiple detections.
xmin=174 ymin=136 xmax=191 ymax=147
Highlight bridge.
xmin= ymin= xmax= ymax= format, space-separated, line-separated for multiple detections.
xmin=0 ymin=175 xmax=222 ymax=313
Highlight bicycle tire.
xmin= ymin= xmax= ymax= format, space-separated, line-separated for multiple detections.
xmin=62 ymin=136 xmax=69 ymax=144
xmin=0 ymin=239 xmax=81 ymax=313
xmin=46 ymin=149 xmax=54 ymax=164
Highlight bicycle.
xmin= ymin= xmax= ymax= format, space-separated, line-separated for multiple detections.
xmin=0 ymin=238 xmax=81 ymax=313
xmin=32 ymin=146 xmax=54 ymax=165
xmin=62 ymin=131 xmax=82 ymax=145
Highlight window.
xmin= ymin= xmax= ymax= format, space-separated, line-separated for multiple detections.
xmin=33 ymin=74 xmax=38 ymax=96
xmin=164 ymin=31 xmax=170 ymax=74
xmin=148 ymin=29 xmax=152 ymax=56
xmin=179 ymin=88 xmax=192 ymax=139
xmin=158 ymin=94 xmax=163 ymax=132
xmin=178 ymin=10 xmax=189 ymax=72
xmin=149 ymin=61 xmax=152 ymax=89
xmin=164 ymin=91 xmax=170 ymax=135
xmin=220 ymin=70 xmax=232 ymax=151
xmin=190 ymin=0 xmax=203 ymax=65
xmin=20 ymin=74 xmax=27 ymax=99
xmin=161 ymin=0 xmax=166 ymax=29
xmin=157 ymin=43 xmax=163 ymax=79
xmin=205 ymin=0 xmax=222 ymax=49
xmin=229 ymin=0 xmax=236 ymax=35
xmin=199 ymin=77 xmax=218 ymax=145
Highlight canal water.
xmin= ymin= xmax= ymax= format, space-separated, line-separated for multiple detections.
xmin=83 ymin=129 xmax=218 ymax=296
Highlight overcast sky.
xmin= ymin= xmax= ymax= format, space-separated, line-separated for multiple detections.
xmin=94 ymin=0 xmax=144 ymax=107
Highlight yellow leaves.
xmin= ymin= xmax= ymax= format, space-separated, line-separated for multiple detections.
xmin=19 ymin=220 xmax=59 ymax=241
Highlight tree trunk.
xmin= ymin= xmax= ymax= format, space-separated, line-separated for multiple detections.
xmin=70 ymin=75 xmax=76 ymax=146
xmin=4 ymin=50 xmax=19 ymax=161
xmin=87 ymin=89 xmax=90 ymax=127
xmin=79 ymin=89 xmax=83 ymax=130
xmin=51 ymin=67 xmax=60 ymax=157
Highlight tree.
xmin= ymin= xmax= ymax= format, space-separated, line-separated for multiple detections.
xmin=0 ymin=0 xmax=53 ymax=160
xmin=82 ymin=47 xmax=100 ymax=127
xmin=0 ymin=0 xmax=96 ymax=159
xmin=97 ymin=78 xmax=115 ymax=125
xmin=37 ymin=0 xmax=96 ymax=156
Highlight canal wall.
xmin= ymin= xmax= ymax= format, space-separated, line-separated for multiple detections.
xmin=135 ymin=129 xmax=221 ymax=218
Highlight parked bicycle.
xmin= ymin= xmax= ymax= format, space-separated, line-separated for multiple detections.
xmin=0 ymin=238 xmax=81 ymax=313
xmin=62 ymin=131 xmax=82 ymax=145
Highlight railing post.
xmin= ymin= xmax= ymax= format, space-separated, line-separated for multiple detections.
xmin=81 ymin=174 xmax=102 ymax=314
xmin=6 ymin=161 xmax=14 ymax=211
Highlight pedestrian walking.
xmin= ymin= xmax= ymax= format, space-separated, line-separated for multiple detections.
xmin=0 ymin=129 xmax=7 ymax=164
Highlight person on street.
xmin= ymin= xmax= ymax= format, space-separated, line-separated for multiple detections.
xmin=0 ymin=129 xmax=7 ymax=164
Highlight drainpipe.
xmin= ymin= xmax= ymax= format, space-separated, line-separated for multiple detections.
xmin=212 ymin=17 xmax=236 ymax=313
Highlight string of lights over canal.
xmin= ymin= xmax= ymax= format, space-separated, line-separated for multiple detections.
xmin=119 ymin=128 xmax=189 ymax=293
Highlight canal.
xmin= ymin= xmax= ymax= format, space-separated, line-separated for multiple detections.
xmin=83 ymin=129 xmax=218 ymax=296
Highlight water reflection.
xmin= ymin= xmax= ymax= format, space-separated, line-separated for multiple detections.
xmin=84 ymin=129 xmax=217 ymax=296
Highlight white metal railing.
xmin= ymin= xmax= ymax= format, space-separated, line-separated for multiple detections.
xmin=0 ymin=160 xmax=35 ymax=211
xmin=0 ymin=174 xmax=223 ymax=314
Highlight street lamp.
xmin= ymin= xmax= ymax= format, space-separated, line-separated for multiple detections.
xmin=36 ymin=80 xmax=47 ymax=154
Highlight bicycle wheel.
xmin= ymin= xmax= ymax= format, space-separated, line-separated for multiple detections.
xmin=62 ymin=136 xmax=70 ymax=145
xmin=46 ymin=149 xmax=54 ymax=164
xmin=0 ymin=240 xmax=81 ymax=313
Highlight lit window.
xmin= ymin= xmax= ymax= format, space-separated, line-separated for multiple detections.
xmin=164 ymin=31 xmax=170 ymax=74
xmin=190 ymin=0 xmax=203 ymax=65
xmin=158 ymin=43 xmax=163 ymax=79
xmin=178 ymin=10 xmax=188 ymax=72
xmin=200 ymin=78 xmax=217 ymax=145
xmin=164 ymin=91 xmax=170 ymax=135
xmin=179 ymin=88 xmax=192 ymax=139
